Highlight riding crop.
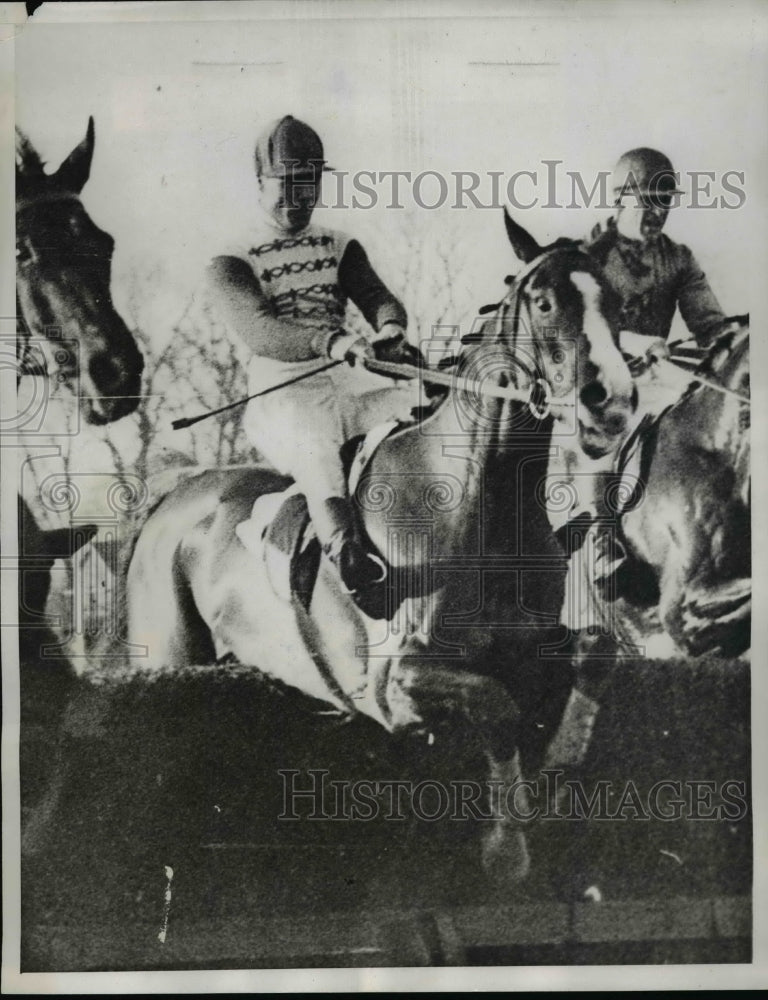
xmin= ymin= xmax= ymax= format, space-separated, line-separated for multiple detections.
xmin=171 ymin=360 xmax=344 ymax=430
xmin=171 ymin=356 xmax=576 ymax=431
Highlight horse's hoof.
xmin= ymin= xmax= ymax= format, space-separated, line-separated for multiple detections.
xmin=481 ymin=826 xmax=531 ymax=886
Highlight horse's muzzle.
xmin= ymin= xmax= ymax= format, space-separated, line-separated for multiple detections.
xmin=577 ymin=407 xmax=630 ymax=459
xmin=576 ymin=376 xmax=636 ymax=457
xmin=579 ymin=380 xmax=608 ymax=410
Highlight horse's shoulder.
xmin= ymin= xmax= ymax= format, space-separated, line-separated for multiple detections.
xmin=216 ymin=465 xmax=290 ymax=504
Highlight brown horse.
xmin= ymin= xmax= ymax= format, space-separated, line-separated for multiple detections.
xmin=589 ymin=324 xmax=751 ymax=661
xmin=502 ymin=214 xmax=750 ymax=661
xmin=125 ymin=219 xmax=636 ymax=878
xmin=15 ymin=120 xmax=144 ymax=848
xmin=16 ymin=117 xmax=144 ymax=424
xmin=15 ymin=118 xmax=145 ymax=690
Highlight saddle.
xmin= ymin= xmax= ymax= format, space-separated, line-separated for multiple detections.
xmin=235 ymin=421 xmax=401 ymax=621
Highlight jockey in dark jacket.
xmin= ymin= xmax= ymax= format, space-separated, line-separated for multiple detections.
xmin=585 ymin=147 xmax=727 ymax=355
xmin=559 ymin=148 xmax=730 ymax=626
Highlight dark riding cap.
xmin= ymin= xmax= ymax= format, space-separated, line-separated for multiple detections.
xmin=254 ymin=115 xmax=333 ymax=178
xmin=611 ymin=147 xmax=684 ymax=200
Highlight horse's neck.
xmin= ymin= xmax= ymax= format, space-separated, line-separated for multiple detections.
xmin=361 ymin=385 xmax=552 ymax=569
xmin=358 ymin=399 xmax=559 ymax=672
xmin=360 ymin=387 xmax=494 ymax=556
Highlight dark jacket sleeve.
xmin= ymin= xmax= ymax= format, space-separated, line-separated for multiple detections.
xmin=205 ymin=256 xmax=332 ymax=362
xmin=338 ymin=239 xmax=407 ymax=333
xmin=676 ymin=246 xmax=728 ymax=348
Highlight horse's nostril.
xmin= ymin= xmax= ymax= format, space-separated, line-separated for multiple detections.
xmin=580 ymin=381 xmax=608 ymax=409
xmin=605 ymin=413 xmax=627 ymax=436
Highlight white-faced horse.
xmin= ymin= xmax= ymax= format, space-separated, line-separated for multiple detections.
xmin=124 ymin=219 xmax=636 ymax=879
xmin=503 ymin=213 xmax=750 ymax=661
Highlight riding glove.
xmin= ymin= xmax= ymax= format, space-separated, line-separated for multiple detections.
xmin=326 ymin=330 xmax=376 ymax=366
xmin=373 ymin=324 xmax=427 ymax=368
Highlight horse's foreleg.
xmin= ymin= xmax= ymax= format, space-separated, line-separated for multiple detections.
xmin=127 ymin=538 xmax=215 ymax=670
xmin=386 ymin=652 xmax=531 ymax=882
xmin=479 ymin=746 xmax=531 ymax=883
xmin=668 ymin=575 xmax=751 ymax=657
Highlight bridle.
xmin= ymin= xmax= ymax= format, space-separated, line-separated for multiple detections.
xmin=491 ymin=247 xmax=581 ymax=422
xmin=16 ymin=190 xmax=84 ymax=215
xmin=16 ymin=191 xmax=96 ymax=385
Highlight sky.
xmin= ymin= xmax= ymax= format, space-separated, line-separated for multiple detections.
xmin=8 ymin=0 xmax=768 ymax=503
xmin=14 ymin=0 xmax=767 ymax=343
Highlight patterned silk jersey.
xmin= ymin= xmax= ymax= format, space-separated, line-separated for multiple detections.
xmin=214 ymin=216 xmax=407 ymax=394
xmin=245 ymin=225 xmax=349 ymax=336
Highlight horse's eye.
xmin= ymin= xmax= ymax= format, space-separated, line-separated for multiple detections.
xmin=534 ymin=297 xmax=552 ymax=313
xmin=16 ymin=243 xmax=32 ymax=265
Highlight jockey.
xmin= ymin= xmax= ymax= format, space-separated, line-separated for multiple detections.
xmin=558 ymin=149 xmax=730 ymax=623
xmin=206 ymin=115 xmax=423 ymax=598
xmin=586 ymin=147 xmax=728 ymax=364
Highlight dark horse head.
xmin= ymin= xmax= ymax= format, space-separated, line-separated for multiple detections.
xmin=502 ymin=210 xmax=637 ymax=459
xmin=16 ymin=118 xmax=144 ymax=424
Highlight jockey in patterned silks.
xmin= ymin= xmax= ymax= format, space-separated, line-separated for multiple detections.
xmin=553 ymin=147 xmax=730 ymax=630
xmin=206 ymin=115 xmax=424 ymax=598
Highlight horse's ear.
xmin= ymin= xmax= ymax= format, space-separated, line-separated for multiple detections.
xmin=52 ymin=116 xmax=95 ymax=194
xmin=16 ymin=129 xmax=46 ymax=202
xmin=503 ymin=208 xmax=542 ymax=263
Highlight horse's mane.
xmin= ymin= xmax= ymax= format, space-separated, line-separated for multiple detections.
xmin=15 ymin=128 xmax=45 ymax=177
xmin=697 ymin=321 xmax=749 ymax=380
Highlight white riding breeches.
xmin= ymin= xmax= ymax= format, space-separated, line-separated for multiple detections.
xmin=243 ymin=364 xmax=420 ymax=517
